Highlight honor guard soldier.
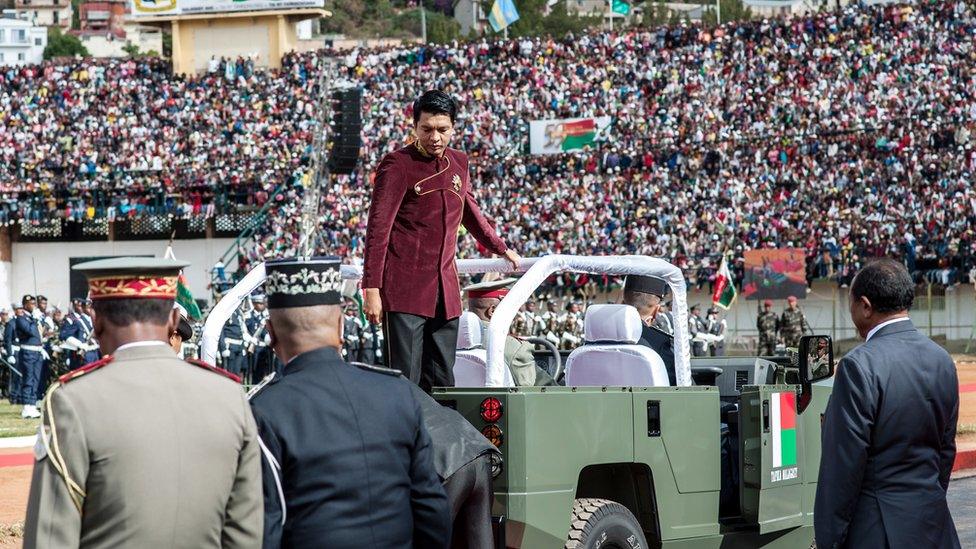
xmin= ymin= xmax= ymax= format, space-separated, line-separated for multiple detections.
xmin=219 ymin=302 xmax=250 ymax=378
xmin=24 ymin=257 xmax=262 ymax=548
xmin=11 ymin=295 xmax=44 ymax=418
xmin=362 ymin=90 xmax=519 ymax=392
xmin=622 ymin=275 xmax=677 ymax=385
xmin=60 ymin=299 xmax=100 ymax=370
xmin=245 ymin=294 xmax=272 ymax=382
xmin=249 ymin=256 xmax=450 ymax=548
xmin=4 ymin=303 xmax=22 ymax=404
xmin=706 ymin=307 xmax=727 ymax=356
xmin=756 ymin=299 xmax=779 ymax=356
xmin=464 ymin=279 xmax=556 ymax=387
xmin=780 ymin=295 xmax=811 ymax=348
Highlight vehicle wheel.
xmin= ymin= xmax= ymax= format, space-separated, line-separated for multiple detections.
xmin=565 ymin=498 xmax=648 ymax=549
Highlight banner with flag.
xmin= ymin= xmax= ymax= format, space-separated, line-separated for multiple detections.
xmin=164 ymin=242 xmax=202 ymax=320
xmin=711 ymin=256 xmax=737 ymax=310
xmin=771 ymin=392 xmax=797 ymax=468
xmin=529 ymin=116 xmax=612 ymax=155
xmin=611 ymin=0 xmax=630 ymax=15
xmin=488 ymin=0 xmax=520 ymax=33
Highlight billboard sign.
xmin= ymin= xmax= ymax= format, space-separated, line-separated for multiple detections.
xmin=129 ymin=0 xmax=324 ymax=17
xmin=528 ymin=116 xmax=611 ymax=155
xmin=741 ymin=248 xmax=808 ymax=301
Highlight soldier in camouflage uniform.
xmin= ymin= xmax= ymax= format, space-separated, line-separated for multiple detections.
xmin=779 ymin=295 xmax=811 ymax=348
xmin=756 ymin=299 xmax=779 ymax=356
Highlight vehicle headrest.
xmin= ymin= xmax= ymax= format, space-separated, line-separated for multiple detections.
xmin=584 ymin=304 xmax=642 ymax=345
xmin=456 ymin=311 xmax=483 ymax=350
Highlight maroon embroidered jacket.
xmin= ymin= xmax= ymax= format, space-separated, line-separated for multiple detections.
xmin=362 ymin=144 xmax=508 ymax=319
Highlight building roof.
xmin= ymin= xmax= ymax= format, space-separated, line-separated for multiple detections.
xmin=129 ymin=7 xmax=329 ymax=23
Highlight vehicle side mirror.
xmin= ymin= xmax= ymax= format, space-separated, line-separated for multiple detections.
xmin=798 ymin=335 xmax=834 ymax=384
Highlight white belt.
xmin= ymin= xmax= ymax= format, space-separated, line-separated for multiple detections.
xmin=225 ymin=338 xmax=244 ymax=346
xmin=20 ymin=345 xmax=50 ymax=360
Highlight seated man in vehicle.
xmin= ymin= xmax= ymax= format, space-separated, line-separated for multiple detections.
xmin=621 ymin=275 xmax=676 ymax=385
xmin=464 ymin=279 xmax=556 ymax=387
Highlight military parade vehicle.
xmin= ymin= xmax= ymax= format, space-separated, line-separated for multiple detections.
xmin=202 ymin=254 xmax=836 ymax=549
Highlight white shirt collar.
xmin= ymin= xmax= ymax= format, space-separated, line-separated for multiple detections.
xmin=114 ymin=340 xmax=169 ymax=353
xmin=865 ymin=317 xmax=911 ymax=342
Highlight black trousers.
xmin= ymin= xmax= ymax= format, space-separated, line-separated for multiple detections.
xmin=383 ymin=311 xmax=457 ymax=392
xmin=443 ymin=454 xmax=494 ymax=549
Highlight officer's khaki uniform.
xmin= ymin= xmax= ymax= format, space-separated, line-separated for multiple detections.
xmin=24 ymin=342 xmax=262 ymax=548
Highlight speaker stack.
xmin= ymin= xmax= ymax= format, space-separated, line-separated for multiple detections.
xmin=327 ymin=88 xmax=362 ymax=175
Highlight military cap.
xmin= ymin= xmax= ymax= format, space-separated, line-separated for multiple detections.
xmin=264 ymin=256 xmax=343 ymax=309
xmin=763 ymin=299 xmax=773 ymax=307
xmin=787 ymin=295 xmax=798 ymax=303
xmin=22 ymin=294 xmax=35 ymax=305
xmin=624 ymin=275 xmax=670 ymax=298
xmin=463 ymin=278 xmax=517 ymax=300
xmin=12 ymin=303 xmax=22 ymax=310
xmin=73 ymin=257 xmax=189 ymax=300
xmin=174 ymin=303 xmax=193 ymax=341
xmin=251 ymin=294 xmax=267 ymax=304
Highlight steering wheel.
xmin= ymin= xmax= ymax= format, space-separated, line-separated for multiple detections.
xmin=526 ymin=337 xmax=563 ymax=382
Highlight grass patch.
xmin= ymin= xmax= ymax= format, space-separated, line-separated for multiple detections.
xmin=0 ymin=402 xmax=39 ymax=438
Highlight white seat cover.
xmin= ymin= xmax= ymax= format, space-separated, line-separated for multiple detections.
xmin=564 ymin=304 xmax=670 ymax=387
xmin=454 ymin=312 xmax=488 ymax=387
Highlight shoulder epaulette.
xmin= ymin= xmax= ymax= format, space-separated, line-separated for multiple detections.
xmin=58 ymin=355 xmax=114 ymax=384
xmin=186 ymin=358 xmax=241 ymax=384
xmin=246 ymin=372 xmax=279 ymax=400
xmin=350 ymin=361 xmax=402 ymax=377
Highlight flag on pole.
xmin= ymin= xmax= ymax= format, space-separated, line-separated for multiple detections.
xmin=611 ymin=0 xmax=631 ymax=15
xmin=164 ymin=242 xmax=203 ymax=320
xmin=711 ymin=256 xmax=737 ymax=310
xmin=488 ymin=0 xmax=520 ymax=33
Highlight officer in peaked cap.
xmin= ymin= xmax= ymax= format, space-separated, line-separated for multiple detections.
xmin=24 ymin=257 xmax=262 ymax=549
xmin=621 ymin=275 xmax=677 ymax=385
xmin=464 ymin=278 xmax=556 ymax=386
xmin=248 ymin=256 xmax=450 ymax=549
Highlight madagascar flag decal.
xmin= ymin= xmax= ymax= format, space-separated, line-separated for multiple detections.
xmin=771 ymin=392 xmax=797 ymax=468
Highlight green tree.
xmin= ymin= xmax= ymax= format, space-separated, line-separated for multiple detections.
xmin=162 ymin=32 xmax=172 ymax=58
xmin=122 ymin=43 xmax=141 ymax=57
xmin=700 ymin=0 xmax=752 ymax=25
xmin=43 ymin=27 xmax=88 ymax=60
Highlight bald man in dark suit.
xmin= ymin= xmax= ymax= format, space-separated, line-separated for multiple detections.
xmin=815 ymin=259 xmax=959 ymax=549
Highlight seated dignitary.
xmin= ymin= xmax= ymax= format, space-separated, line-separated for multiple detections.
xmin=248 ymin=256 xmax=451 ymax=549
xmin=464 ymin=278 xmax=556 ymax=386
xmin=24 ymin=257 xmax=262 ymax=549
xmin=621 ymin=275 xmax=676 ymax=385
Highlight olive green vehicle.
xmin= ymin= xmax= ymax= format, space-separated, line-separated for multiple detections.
xmin=199 ymin=254 xmax=836 ymax=549
xmin=432 ymin=255 xmax=836 ymax=549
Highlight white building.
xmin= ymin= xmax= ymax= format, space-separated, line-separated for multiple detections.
xmin=0 ymin=10 xmax=46 ymax=67
xmin=14 ymin=0 xmax=71 ymax=30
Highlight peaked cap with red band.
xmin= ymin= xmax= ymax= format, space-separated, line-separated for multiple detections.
xmin=72 ymin=256 xmax=189 ymax=301
xmin=463 ymin=277 xmax=518 ymax=300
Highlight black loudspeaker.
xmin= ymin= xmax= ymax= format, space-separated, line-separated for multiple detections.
xmin=327 ymin=88 xmax=362 ymax=175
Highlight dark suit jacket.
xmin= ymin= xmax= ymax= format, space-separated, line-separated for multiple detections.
xmin=814 ymin=320 xmax=959 ymax=549
xmin=250 ymin=347 xmax=450 ymax=549
xmin=638 ymin=324 xmax=676 ymax=386
xmin=362 ymin=144 xmax=508 ymax=319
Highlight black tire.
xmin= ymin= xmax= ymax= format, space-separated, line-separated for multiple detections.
xmin=565 ymin=498 xmax=648 ymax=549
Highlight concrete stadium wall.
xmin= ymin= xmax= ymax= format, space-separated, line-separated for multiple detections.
xmin=681 ymin=281 xmax=976 ymax=350
xmin=9 ymin=238 xmax=235 ymax=309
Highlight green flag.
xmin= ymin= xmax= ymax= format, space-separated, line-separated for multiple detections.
xmin=177 ymin=274 xmax=203 ymax=320
xmin=611 ymin=0 xmax=630 ymax=15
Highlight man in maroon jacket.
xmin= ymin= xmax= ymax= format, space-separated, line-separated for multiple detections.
xmin=362 ymin=90 xmax=520 ymax=391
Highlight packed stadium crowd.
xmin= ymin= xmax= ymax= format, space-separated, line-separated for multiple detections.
xmin=2 ymin=1 xmax=976 ymax=287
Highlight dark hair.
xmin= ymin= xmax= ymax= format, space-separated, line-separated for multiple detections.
xmin=93 ymin=298 xmax=174 ymax=326
xmin=851 ymin=258 xmax=914 ymax=313
xmin=413 ymin=90 xmax=458 ymax=124
xmin=176 ymin=318 xmax=194 ymax=341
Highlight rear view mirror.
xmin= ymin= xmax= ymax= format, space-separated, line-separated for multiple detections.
xmin=799 ymin=335 xmax=834 ymax=384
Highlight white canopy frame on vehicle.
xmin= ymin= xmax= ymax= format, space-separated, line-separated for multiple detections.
xmin=199 ymin=255 xmax=691 ymax=387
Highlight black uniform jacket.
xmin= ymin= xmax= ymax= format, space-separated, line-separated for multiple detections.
xmin=637 ymin=324 xmax=676 ymax=386
xmin=815 ymin=320 xmax=960 ymax=549
xmin=249 ymin=346 xmax=450 ymax=549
